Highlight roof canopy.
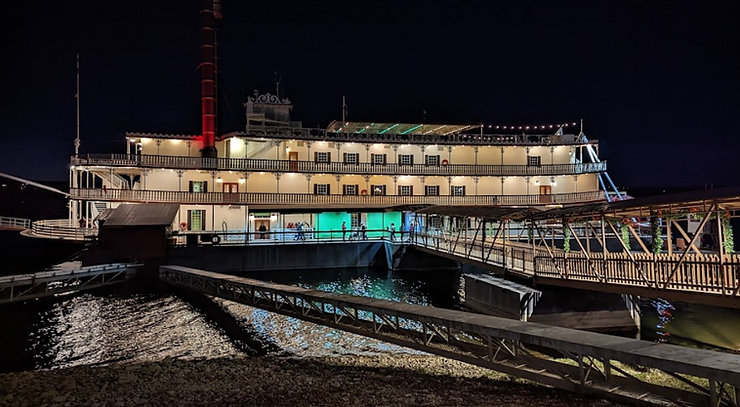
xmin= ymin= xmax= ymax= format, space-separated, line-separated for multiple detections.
xmin=101 ymin=203 xmax=180 ymax=227
xmin=327 ymin=121 xmax=481 ymax=136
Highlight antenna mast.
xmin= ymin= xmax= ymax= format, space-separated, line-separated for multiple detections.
xmin=74 ymin=54 xmax=80 ymax=156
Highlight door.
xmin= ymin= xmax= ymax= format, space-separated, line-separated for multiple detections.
xmin=539 ymin=185 xmax=552 ymax=204
xmin=289 ymin=151 xmax=298 ymax=172
xmin=255 ymin=219 xmax=270 ymax=240
xmin=223 ymin=182 xmax=238 ymax=203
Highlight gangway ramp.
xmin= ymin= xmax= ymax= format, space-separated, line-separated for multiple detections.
xmin=160 ymin=265 xmax=740 ymax=407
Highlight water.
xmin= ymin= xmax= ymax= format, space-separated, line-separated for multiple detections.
xmin=2 ymin=265 xmax=739 ymax=374
xmin=0 ymin=268 xmax=461 ymax=373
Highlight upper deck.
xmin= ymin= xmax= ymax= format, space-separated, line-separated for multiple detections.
xmin=126 ymin=126 xmax=595 ymax=148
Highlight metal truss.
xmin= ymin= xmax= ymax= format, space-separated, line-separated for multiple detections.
xmin=0 ymin=263 xmax=135 ymax=304
xmin=161 ymin=265 xmax=739 ymax=407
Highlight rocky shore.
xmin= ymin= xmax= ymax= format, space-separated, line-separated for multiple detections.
xmin=0 ymin=354 xmax=625 ymax=407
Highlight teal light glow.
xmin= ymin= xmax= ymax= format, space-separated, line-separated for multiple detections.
xmin=379 ymin=123 xmax=399 ymax=134
xmin=400 ymin=124 xmax=423 ymax=135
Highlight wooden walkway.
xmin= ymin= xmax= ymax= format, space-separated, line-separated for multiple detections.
xmin=412 ymin=230 xmax=740 ymax=308
xmin=160 ymin=265 xmax=740 ymax=407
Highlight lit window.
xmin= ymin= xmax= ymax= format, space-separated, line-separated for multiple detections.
xmin=528 ymin=156 xmax=541 ymax=166
xmin=343 ymin=184 xmax=359 ymax=195
xmin=371 ymin=153 xmax=386 ymax=165
xmin=314 ymin=184 xmax=330 ymax=195
xmin=371 ymin=184 xmax=386 ymax=196
xmin=399 ymin=185 xmax=413 ymax=196
xmin=189 ymin=181 xmax=208 ymax=193
xmin=344 ymin=152 xmax=359 ymax=164
xmin=425 ymin=185 xmax=440 ymax=196
xmin=452 ymin=185 xmax=466 ymax=196
xmin=399 ymin=154 xmax=413 ymax=165
xmin=316 ymin=152 xmax=330 ymax=163
xmin=425 ymin=155 xmax=440 ymax=166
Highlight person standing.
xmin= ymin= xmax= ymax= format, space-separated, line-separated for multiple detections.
xmin=389 ymin=223 xmax=396 ymax=241
xmin=341 ymin=221 xmax=347 ymax=241
xmin=360 ymin=222 xmax=367 ymax=240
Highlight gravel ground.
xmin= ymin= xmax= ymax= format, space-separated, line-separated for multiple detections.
xmin=0 ymin=355 xmax=626 ymax=407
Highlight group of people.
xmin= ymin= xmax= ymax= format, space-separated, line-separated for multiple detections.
xmin=341 ymin=221 xmax=367 ymax=241
xmin=340 ymin=220 xmax=418 ymax=241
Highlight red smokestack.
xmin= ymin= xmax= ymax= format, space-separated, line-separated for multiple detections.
xmin=200 ymin=0 xmax=221 ymax=158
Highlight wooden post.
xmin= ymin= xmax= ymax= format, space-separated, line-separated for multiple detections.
xmin=667 ymin=219 xmax=673 ymax=256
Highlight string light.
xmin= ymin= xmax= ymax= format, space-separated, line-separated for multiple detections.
xmin=481 ymin=121 xmax=580 ymax=132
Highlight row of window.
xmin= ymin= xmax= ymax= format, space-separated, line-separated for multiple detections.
xmin=314 ymin=152 xmax=544 ymax=166
xmin=317 ymin=184 xmax=466 ymax=196
xmin=190 ymin=180 xmax=467 ymax=195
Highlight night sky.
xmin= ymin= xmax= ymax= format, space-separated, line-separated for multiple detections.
xmin=2 ymin=1 xmax=738 ymax=188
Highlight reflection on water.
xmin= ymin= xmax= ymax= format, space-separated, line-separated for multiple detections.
xmin=1 ymin=268 xmax=455 ymax=372
xmin=642 ymin=298 xmax=740 ymax=352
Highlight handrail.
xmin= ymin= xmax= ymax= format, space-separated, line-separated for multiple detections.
xmin=29 ymin=219 xmax=97 ymax=241
xmin=71 ymin=154 xmax=607 ymax=177
xmin=69 ymin=188 xmax=606 ymax=206
xmin=0 ymin=216 xmax=31 ymax=230
xmin=411 ymin=231 xmax=740 ymax=306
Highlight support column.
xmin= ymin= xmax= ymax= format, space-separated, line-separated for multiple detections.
xmin=305 ymin=174 xmax=312 ymax=193
xmin=156 ymin=139 xmax=162 ymax=155
xmin=474 ymin=176 xmax=479 ymax=196
xmin=275 ymin=173 xmax=282 ymax=193
xmin=392 ymin=176 xmax=398 ymax=195
xmin=525 ymin=176 xmax=531 ymax=195
xmin=473 ymin=146 xmax=479 ymax=165
xmin=364 ymin=143 xmax=371 ymax=162
xmin=306 ymin=141 xmax=312 ymax=158
xmin=186 ymin=141 xmax=192 ymax=156
xmin=335 ymin=175 xmax=342 ymax=193
xmin=363 ymin=175 xmax=370 ymax=193
xmin=392 ymin=145 xmax=398 ymax=164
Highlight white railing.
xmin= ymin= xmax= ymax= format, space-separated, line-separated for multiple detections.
xmin=72 ymin=154 xmax=607 ymax=177
xmin=0 ymin=216 xmax=31 ymax=230
xmin=29 ymin=219 xmax=98 ymax=241
xmin=70 ymin=188 xmax=606 ymax=206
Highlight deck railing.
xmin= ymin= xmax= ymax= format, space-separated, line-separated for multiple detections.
xmin=29 ymin=219 xmax=98 ymax=241
xmin=0 ymin=216 xmax=31 ymax=230
xmin=412 ymin=232 xmax=740 ymax=304
xmin=69 ymin=188 xmax=606 ymax=206
xmin=73 ymin=154 xmax=606 ymax=177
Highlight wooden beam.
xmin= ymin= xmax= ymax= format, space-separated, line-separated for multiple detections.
xmin=662 ymin=206 xmax=715 ymax=289
xmin=566 ymin=222 xmax=603 ymax=281
xmin=672 ymin=221 xmax=702 ymax=255
xmin=626 ymin=223 xmax=650 ymax=254
xmin=606 ymin=220 xmax=653 ymax=287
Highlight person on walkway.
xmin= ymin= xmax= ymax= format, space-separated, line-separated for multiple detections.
xmin=341 ymin=221 xmax=347 ymax=241
xmin=258 ymin=224 xmax=267 ymax=240
xmin=389 ymin=223 xmax=396 ymax=241
xmin=408 ymin=221 xmax=415 ymax=242
xmin=297 ymin=222 xmax=304 ymax=240
xmin=360 ymin=222 xmax=367 ymax=240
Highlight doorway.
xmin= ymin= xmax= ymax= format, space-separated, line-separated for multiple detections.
xmin=539 ymin=185 xmax=552 ymax=204
xmin=289 ymin=151 xmax=298 ymax=172
xmin=223 ymin=182 xmax=238 ymax=203
xmin=255 ymin=219 xmax=270 ymax=240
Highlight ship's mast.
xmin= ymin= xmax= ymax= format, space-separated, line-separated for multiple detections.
xmin=74 ymin=54 xmax=80 ymax=156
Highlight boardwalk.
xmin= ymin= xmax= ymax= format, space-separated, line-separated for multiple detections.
xmin=160 ymin=265 xmax=740 ymax=407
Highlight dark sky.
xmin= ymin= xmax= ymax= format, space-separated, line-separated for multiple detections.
xmin=2 ymin=1 xmax=738 ymax=187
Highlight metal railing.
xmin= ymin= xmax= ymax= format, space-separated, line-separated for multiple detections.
xmin=161 ymin=265 xmax=740 ymax=407
xmin=0 ymin=263 xmax=135 ymax=304
xmin=127 ymin=128 xmax=596 ymax=147
xmin=70 ymin=188 xmax=606 ymax=206
xmin=0 ymin=216 xmax=31 ymax=230
xmin=170 ymin=228 xmax=403 ymax=246
xmin=72 ymin=154 xmax=607 ymax=177
xmin=29 ymin=219 xmax=98 ymax=241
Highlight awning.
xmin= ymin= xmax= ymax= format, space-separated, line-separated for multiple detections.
xmin=326 ymin=121 xmax=481 ymax=136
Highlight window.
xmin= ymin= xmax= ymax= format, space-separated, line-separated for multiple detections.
xmin=428 ymin=215 xmax=441 ymax=229
xmin=314 ymin=184 xmax=330 ymax=195
xmin=371 ymin=184 xmax=386 ymax=196
xmin=425 ymin=185 xmax=440 ymax=196
xmin=189 ymin=180 xmax=208 ymax=193
xmin=452 ymin=185 xmax=466 ymax=196
xmin=315 ymin=151 xmax=331 ymax=163
xmin=425 ymin=155 xmax=440 ymax=166
xmin=398 ymin=185 xmax=413 ymax=196
xmin=399 ymin=154 xmax=414 ymax=165
xmin=371 ymin=153 xmax=387 ymax=165
xmin=528 ymin=156 xmax=541 ymax=166
xmin=187 ymin=209 xmax=206 ymax=231
xmin=351 ymin=213 xmax=360 ymax=228
xmin=343 ymin=152 xmax=359 ymax=164
xmin=343 ymin=184 xmax=359 ymax=195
